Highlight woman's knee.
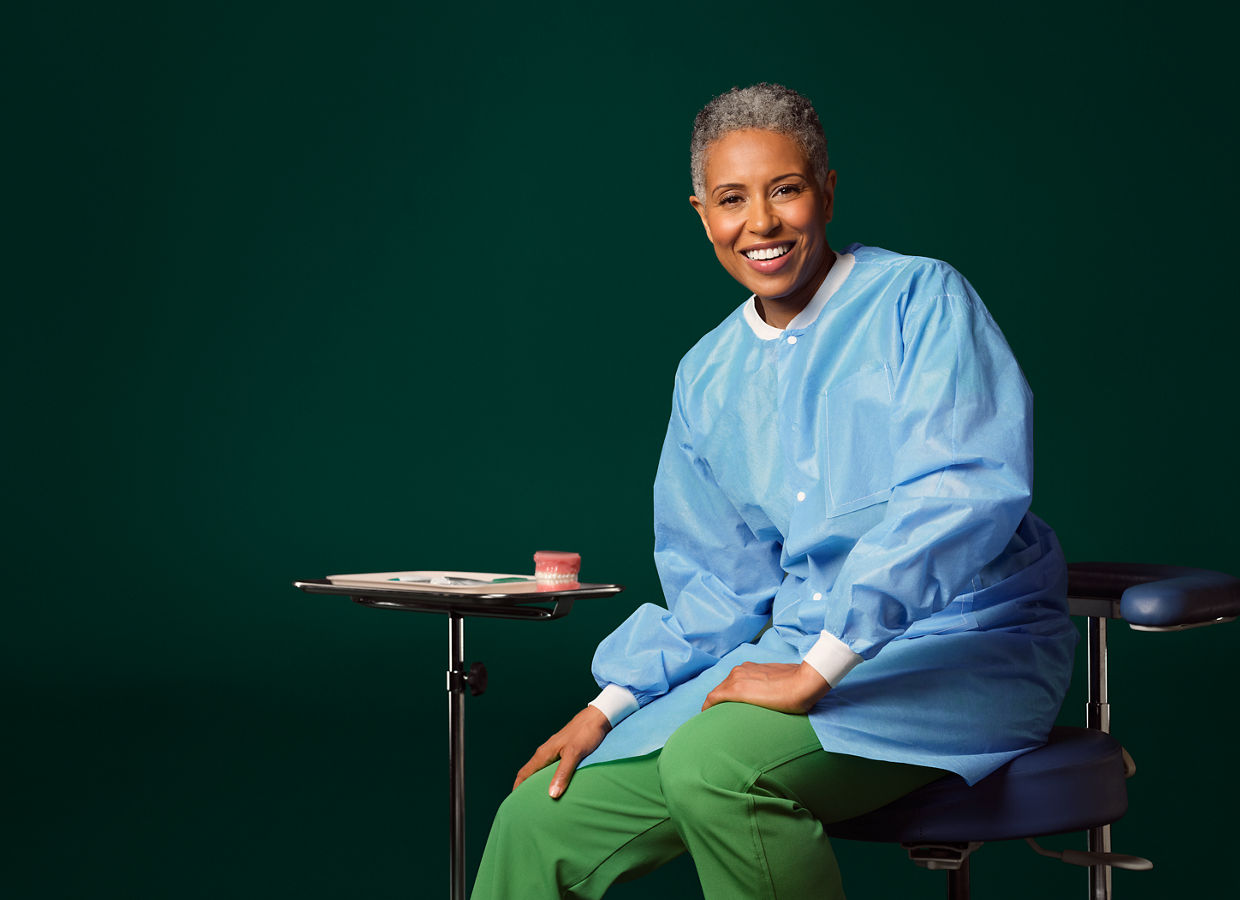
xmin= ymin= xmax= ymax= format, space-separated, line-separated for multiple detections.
xmin=490 ymin=767 xmax=557 ymax=842
xmin=657 ymin=707 xmax=749 ymax=808
xmin=658 ymin=704 xmax=825 ymax=809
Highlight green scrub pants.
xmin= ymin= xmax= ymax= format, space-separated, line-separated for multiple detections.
xmin=471 ymin=702 xmax=943 ymax=899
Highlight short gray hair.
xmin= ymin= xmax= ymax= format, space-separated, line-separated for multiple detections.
xmin=690 ymin=83 xmax=829 ymax=197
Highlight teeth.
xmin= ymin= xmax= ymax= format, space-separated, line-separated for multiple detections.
xmin=744 ymin=245 xmax=791 ymax=260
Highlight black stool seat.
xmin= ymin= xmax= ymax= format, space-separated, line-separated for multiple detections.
xmin=826 ymin=727 xmax=1128 ymax=843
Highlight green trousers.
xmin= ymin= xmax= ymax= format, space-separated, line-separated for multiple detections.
xmin=471 ymin=703 xmax=943 ymax=899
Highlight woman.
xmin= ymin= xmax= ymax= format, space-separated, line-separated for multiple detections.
xmin=472 ymin=83 xmax=1077 ymax=899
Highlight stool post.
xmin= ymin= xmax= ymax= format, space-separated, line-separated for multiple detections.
xmin=449 ymin=612 xmax=466 ymax=900
xmin=1086 ymin=616 xmax=1109 ymax=732
xmin=1085 ymin=615 xmax=1112 ymax=900
xmin=946 ymin=857 xmax=970 ymax=900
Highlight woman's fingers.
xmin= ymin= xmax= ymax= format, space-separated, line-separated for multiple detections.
xmin=513 ymin=742 xmax=556 ymax=791
xmin=511 ymin=706 xmax=611 ymax=797
xmin=701 ymin=662 xmax=830 ymax=713
xmin=548 ymin=748 xmax=582 ymax=799
xmin=701 ymin=674 xmax=733 ymax=709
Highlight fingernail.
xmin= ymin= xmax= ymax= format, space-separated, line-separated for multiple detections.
xmin=549 ymin=785 xmax=562 ymax=799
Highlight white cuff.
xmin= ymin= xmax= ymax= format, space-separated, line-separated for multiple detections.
xmin=589 ymin=684 xmax=640 ymax=726
xmin=803 ymin=632 xmax=863 ymax=687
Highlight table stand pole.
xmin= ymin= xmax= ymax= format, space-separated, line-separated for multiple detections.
xmin=449 ymin=612 xmax=466 ymax=900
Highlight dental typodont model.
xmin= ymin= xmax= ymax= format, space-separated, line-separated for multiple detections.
xmin=533 ymin=551 xmax=581 ymax=586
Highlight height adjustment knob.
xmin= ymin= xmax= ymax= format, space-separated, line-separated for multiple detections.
xmin=466 ymin=661 xmax=488 ymax=697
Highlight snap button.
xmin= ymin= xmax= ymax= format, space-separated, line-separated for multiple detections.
xmin=787 ymin=335 xmax=798 ymax=345
xmin=813 ymin=592 xmax=823 ymax=602
xmin=796 ymin=491 xmax=806 ymax=502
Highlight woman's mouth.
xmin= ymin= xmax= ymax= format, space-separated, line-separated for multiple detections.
xmin=741 ymin=242 xmax=794 ymax=273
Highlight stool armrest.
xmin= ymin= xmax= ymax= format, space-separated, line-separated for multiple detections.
xmin=1067 ymin=563 xmax=1240 ymax=629
xmin=1121 ymin=573 xmax=1240 ymax=629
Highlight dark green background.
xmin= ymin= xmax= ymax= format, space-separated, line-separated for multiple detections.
xmin=9 ymin=1 xmax=1238 ymax=897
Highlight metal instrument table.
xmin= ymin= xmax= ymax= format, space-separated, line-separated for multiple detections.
xmin=293 ymin=577 xmax=624 ymax=900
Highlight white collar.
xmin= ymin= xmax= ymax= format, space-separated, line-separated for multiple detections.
xmin=742 ymin=251 xmax=855 ymax=340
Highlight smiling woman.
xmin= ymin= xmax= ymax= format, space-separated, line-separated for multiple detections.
xmin=689 ymin=127 xmax=837 ymax=327
xmin=470 ymin=83 xmax=1077 ymax=900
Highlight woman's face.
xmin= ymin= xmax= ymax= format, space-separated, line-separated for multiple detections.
xmin=690 ymin=128 xmax=836 ymax=317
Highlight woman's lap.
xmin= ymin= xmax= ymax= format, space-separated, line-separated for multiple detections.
xmin=474 ymin=703 xmax=943 ymax=898
xmin=657 ymin=702 xmax=943 ymax=825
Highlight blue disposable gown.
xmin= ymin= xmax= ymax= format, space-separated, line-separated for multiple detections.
xmin=583 ymin=244 xmax=1077 ymax=785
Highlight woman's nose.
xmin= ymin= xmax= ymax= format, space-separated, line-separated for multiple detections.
xmin=747 ymin=200 xmax=779 ymax=235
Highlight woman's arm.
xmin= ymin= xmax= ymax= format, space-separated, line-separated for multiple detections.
xmin=811 ymin=269 xmax=1035 ymax=670
xmin=589 ymin=365 xmax=785 ymax=712
xmin=516 ymin=367 xmax=785 ymax=797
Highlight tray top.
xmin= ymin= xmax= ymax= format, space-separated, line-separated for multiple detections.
xmin=293 ymin=578 xmax=624 ymax=621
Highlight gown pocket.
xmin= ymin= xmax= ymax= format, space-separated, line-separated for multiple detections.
xmin=824 ymin=362 xmax=895 ymax=517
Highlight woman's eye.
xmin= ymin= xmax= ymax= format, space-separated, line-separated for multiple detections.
xmin=773 ymin=184 xmax=803 ymax=198
xmin=719 ymin=194 xmax=744 ymax=206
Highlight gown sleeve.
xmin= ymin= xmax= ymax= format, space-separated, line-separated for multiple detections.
xmin=811 ymin=268 xmax=1035 ymax=676
xmin=590 ymin=364 xmax=786 ymax=714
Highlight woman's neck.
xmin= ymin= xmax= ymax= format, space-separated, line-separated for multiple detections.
xmin=754 ymin=245 xmax=835 ymax=329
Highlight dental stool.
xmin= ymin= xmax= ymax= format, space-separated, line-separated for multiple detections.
xmin=825 ymin=562 xmax=1240 ymax=900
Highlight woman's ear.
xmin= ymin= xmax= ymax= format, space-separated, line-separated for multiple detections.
xmin=689 ymin=196 xmax=713 ymax=242
xmin=821 ymin=170 xmax=837 ymax=224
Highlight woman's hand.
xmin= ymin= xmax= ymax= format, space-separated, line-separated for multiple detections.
xmin=513 ymin=705 xmax=612 ymax=799
xmin=701 ymin=661 xmax=830 ymax=714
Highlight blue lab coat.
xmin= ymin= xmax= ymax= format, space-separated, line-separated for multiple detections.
xmin=583 ymin=244 xmax=1077 ymax=785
